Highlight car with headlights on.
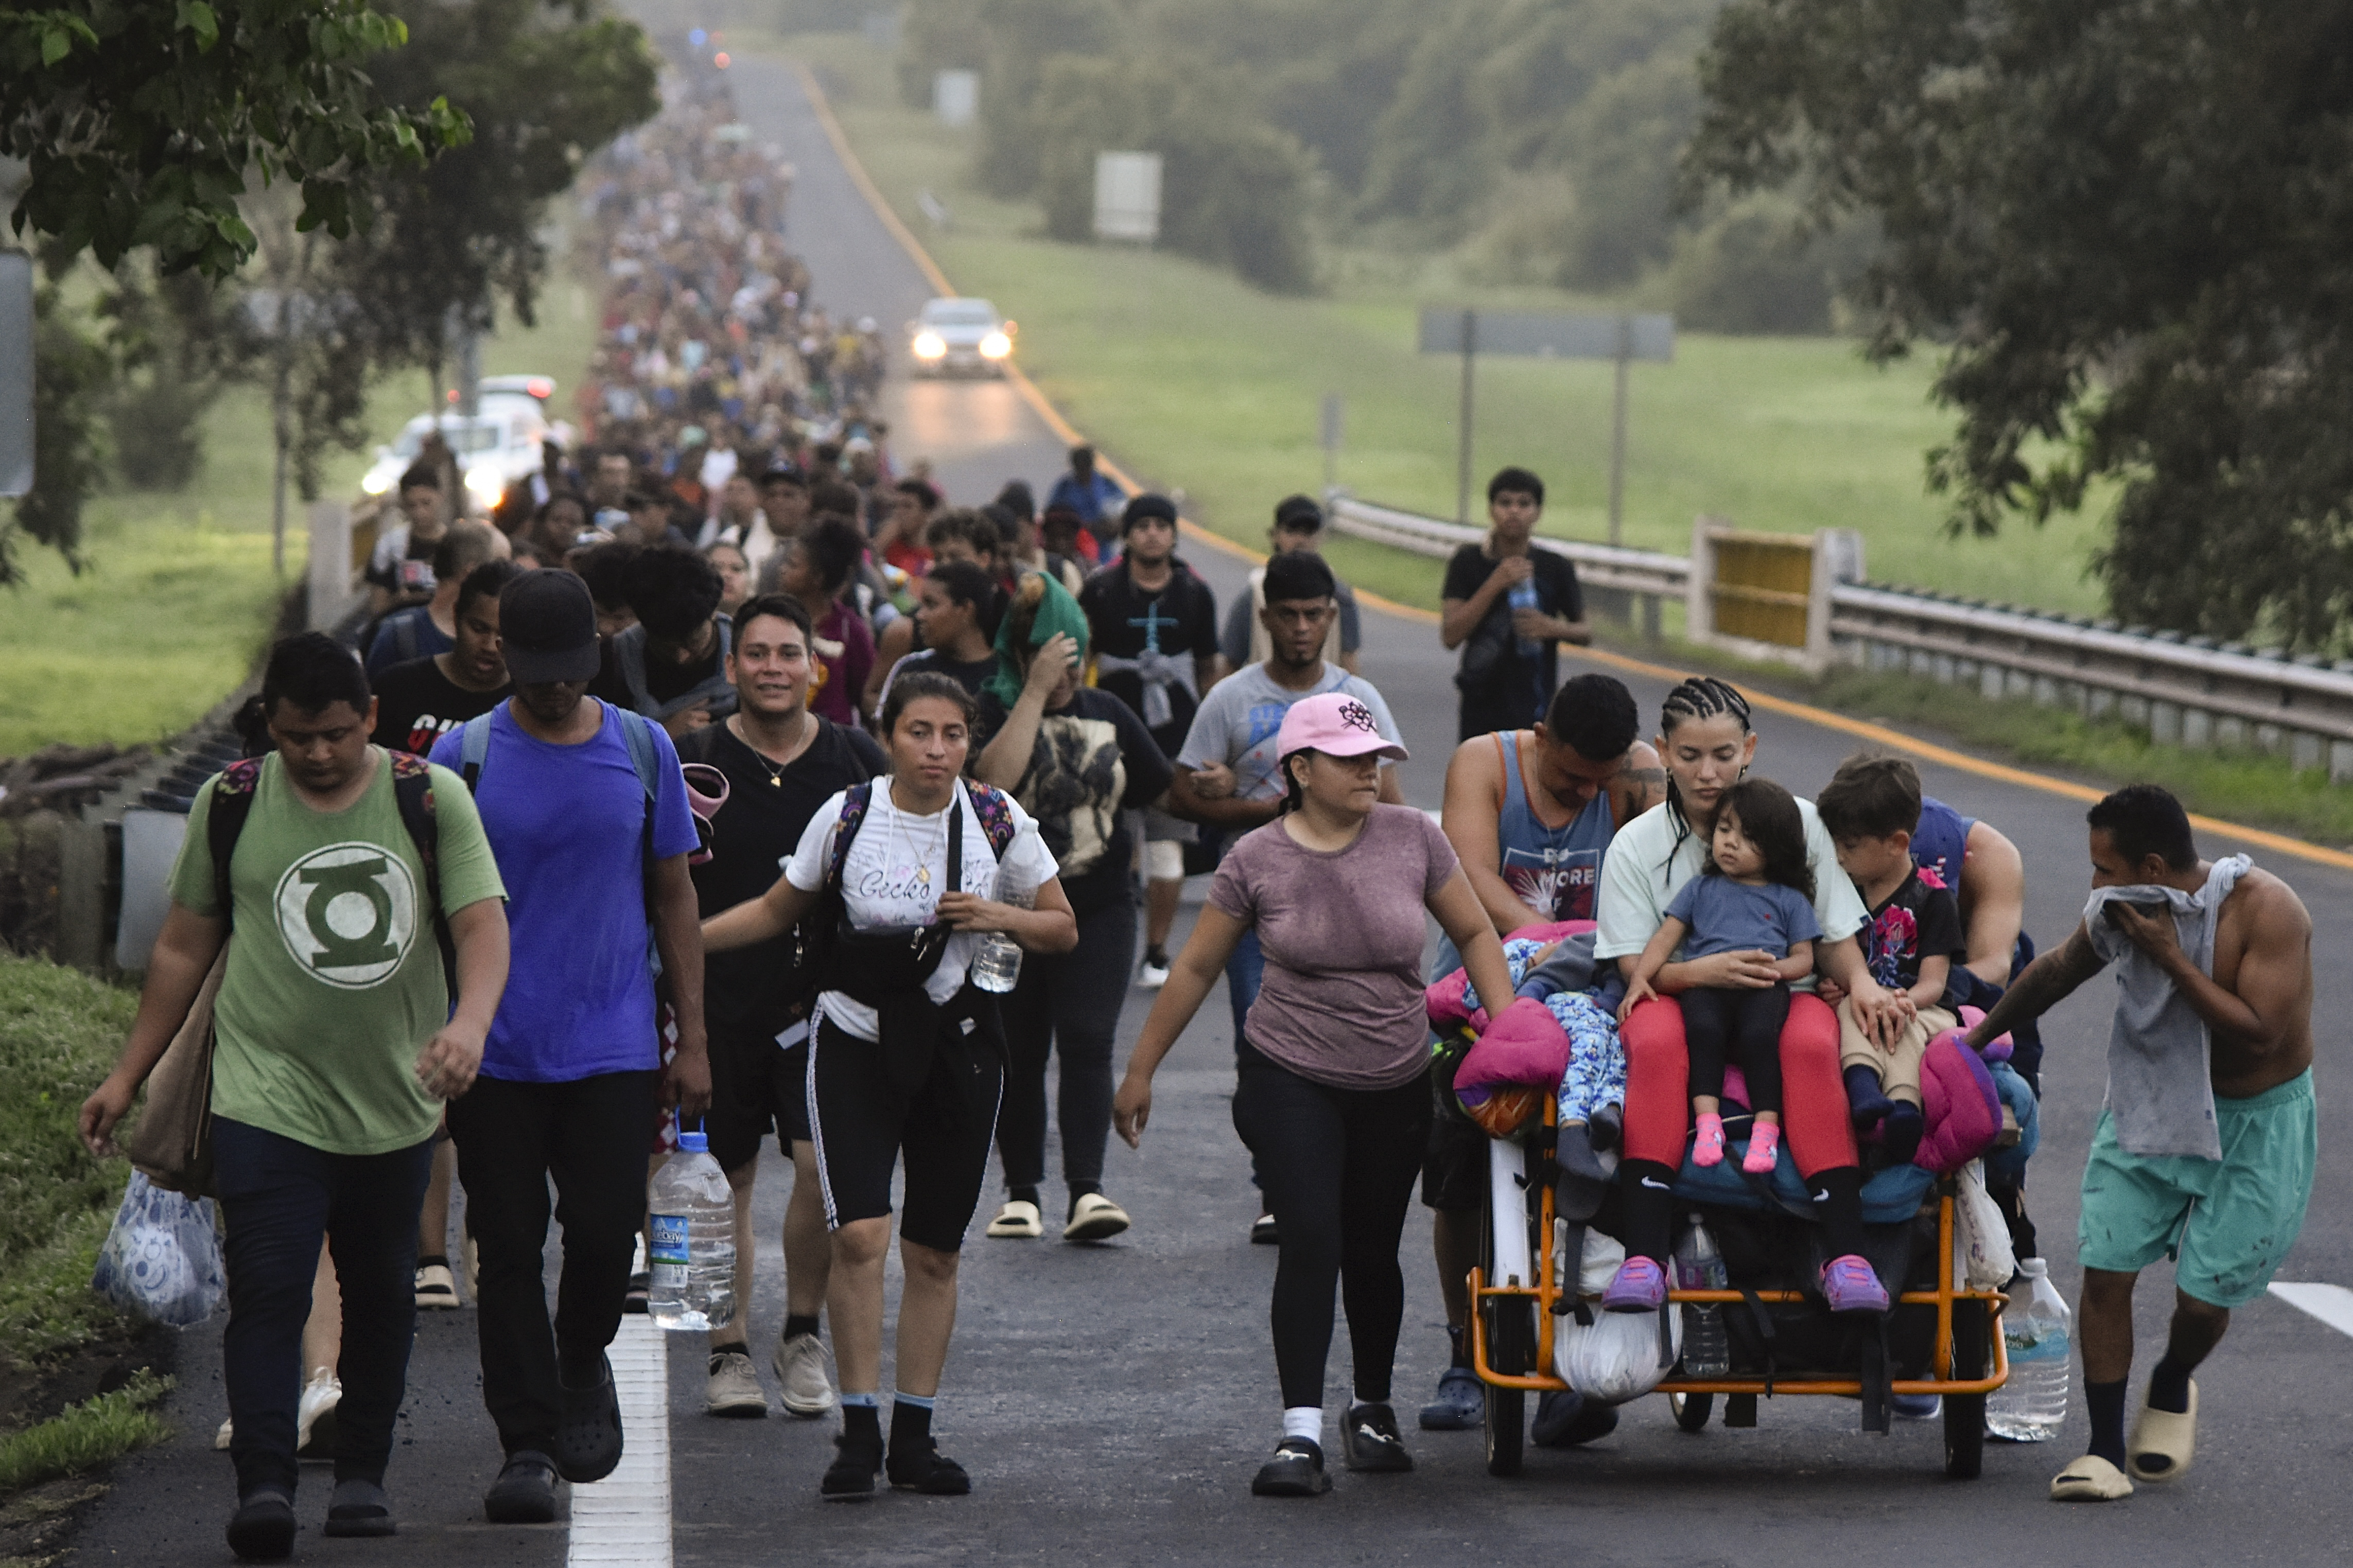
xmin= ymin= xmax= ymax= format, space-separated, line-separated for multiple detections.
xmin=908 ymin=297 xmax=1014 ymax=378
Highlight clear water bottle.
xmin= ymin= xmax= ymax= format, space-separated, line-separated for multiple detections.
xmin=969 ymin=887 xmax=1034 ymax=994
xmin=1988 ymin=1257 xmax=2071 ymax=1440
xmin=1675 ymin=1215 xmax=1731 ymax=1377
xmin=647 ymin=1130 xmax=735 ymax=1333
xmin=1507 ymin=577 xmax=1543 ymax=655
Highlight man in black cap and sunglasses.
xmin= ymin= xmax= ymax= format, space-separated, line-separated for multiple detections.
xmin=427 ymin=569 xmax=712 ymax=1525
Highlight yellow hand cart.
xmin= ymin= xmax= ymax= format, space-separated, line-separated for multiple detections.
xmin=1467 ymin=1105 xmax=2010 ymax=1479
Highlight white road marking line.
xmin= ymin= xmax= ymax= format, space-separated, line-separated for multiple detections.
xmin=567 ymin=1316 xmax=672 ymax=1567
xmin=2268 ymin=1282 xmax=2353 ymax=1340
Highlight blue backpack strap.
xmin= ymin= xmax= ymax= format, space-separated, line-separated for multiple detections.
xmin=394 ymin=612 xmax=419 ymax=665
xmin=205 ymin=759 xmax=266 ymax=932
xmin=615 ymin=707 xmax=663 ymax=806
xmin=458 ymin=711 xmax=495 ymax=792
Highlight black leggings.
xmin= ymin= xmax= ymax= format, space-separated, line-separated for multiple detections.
xmin=1679 ymin=983 xmax=1789 ymax=1116
xmin=996 ymin=894 xmax=1134 ymax=1195
xmin=1231 ymin=1042 xmax=1431 ymax=1410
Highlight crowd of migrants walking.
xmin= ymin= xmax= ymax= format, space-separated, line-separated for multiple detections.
xmin=70 ymin=75 xmax=2316 ymax=1565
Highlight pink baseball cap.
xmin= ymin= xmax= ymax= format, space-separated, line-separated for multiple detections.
xmin=1275 ymin=691 xmax=1408 ymax=765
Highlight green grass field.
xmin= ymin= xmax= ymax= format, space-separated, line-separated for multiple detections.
xmin=778 ymin=29 xmax=2112 ymax=619
xmin=0 ymin=280 xmax=597 ymax=756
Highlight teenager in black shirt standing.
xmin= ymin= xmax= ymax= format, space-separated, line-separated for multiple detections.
xmin=372 ymin=562 xmax=519 ymax=758
xmin=1439 ymin=467 xmax=1589 ymax=742
xmin=1079 ymin=494 xmax=1220 ymax=986
xmin=676 ymin=595 xmax=885 ymax=1420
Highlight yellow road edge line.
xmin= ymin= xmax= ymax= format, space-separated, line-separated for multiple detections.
xmin=787 ymin=58 xmax=2353 ymax=875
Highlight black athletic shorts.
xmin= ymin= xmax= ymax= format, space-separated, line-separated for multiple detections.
xmin=1421 ymin=1114 xmax=1490 ymax=1212
xmin=810 ymin=1007 xmax=1004 ymax=1253
xmin=706 ymin=1024 xmax=813 ymax=1173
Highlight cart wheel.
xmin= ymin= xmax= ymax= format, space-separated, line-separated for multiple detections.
xmin=1944 ymin=1298 xmax=1988 ymax=1479
xmin=1669 ymin=1391 xmax=1714 ymax=1433
xmin=1483 ymin=1297 xmax=1531 ymax=1477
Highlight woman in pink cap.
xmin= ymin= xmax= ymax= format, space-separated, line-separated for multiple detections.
xmin=1112 ymin=692 xmax=1515 ymax=1498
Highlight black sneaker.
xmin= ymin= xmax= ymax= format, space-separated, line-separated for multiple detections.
xmin=554 ymin=1354 xmax=623 ymax=1484
xmin=1338 ymin=1402 xmax=1413 ymax=1472
xmin=1250 ymin=1437 xmax=1331 ymax=1497
xmin=822 ymin=1432 xmax=883 ymax=1501
xmin=225 ymin=1488 xmax=295 ymax=1561
xmin=1250 ymin=1212 xmax=1280 ymax=1245
xmin=886 ymin=1437 xmax=972 ymax=1495
xmin=1530 ymin=1387 xmax=1619 ymax=1448
xmin=483 ymin=1451 xmax=558 ymax=1525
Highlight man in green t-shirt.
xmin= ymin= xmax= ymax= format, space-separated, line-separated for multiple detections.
xmin=82 ymin=633 xmax=508 ymax=1562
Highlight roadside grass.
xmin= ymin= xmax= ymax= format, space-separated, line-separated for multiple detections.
xmin=773 ymin=28 xmax=2112 ymax=618
xmin=0 ymin=956 xmax=138 ymax=1369
xmin=0 ymin=279 xmax=598 ymax=756
xmin=0 ymin=1372 xmax=172 ymax=1495
xmin=1602 ymin=628 xmax=2353 ymax=848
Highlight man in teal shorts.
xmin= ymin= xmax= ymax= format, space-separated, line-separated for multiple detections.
xmin=1969 ymin=785 xmax=2315 ymax=1504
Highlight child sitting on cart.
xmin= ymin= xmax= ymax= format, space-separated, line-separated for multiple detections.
xmin=1616 ymin=778 xmax=1820 ymax=1177
xmin=1816 ymin=755 xmax=1968 ymax=1168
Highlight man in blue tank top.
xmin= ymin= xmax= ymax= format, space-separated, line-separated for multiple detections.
xmin=1419 ymin=673 xmax=1664 ymax=1438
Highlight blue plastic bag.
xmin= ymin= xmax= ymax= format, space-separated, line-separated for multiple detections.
xmin=91 ymin=1171 xmax=226 ymax=1327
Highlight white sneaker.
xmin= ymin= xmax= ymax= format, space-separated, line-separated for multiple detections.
xmin=214 ymin=1415 xmax=233 ymax=1450
xmin=985 ymin=1200 xmax=1044 ymax=1239
xmin=704 ymin=1349 xmax=770 ymax=1418
xmin=772 ymin=1331 xmax=839 ymax=1418
xmin=1138 ymin=954 xmax=1171 ymax=989
xmin=1062 ymin=1192 xmax=1131 ymax=1242
xmin=295 ymin=1372 xmax=341 ymax=1459
xmin=415 ymin=1261 xmax=460 ymax=1309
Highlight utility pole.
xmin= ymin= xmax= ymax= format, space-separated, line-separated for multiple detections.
xmin=1455 ymin=308 xmax=1476 ymax=525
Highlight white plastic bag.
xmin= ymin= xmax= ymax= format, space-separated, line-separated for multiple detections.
xmin=91 ymin=1171 xmax=226 ymax=1327
xmin=1557 ymin=1299 xmax=1682 ymax=1405
xmin=1951 ymin=1159 xmax=2016 ymax=1293
xmin=1553 ymin=1220 xmax=1627 ymax=1297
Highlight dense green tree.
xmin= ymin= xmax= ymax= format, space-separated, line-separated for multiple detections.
xmin=1688 ymin=0 xmax=2353 ymax=645
xmin=1 ymin=1 xmax=467 ymax=280
xmin=341 ymin=0 xmax=657 ymax=399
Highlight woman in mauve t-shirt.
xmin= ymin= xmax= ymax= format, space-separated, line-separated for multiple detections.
xmin=1112 ymin=693 xmax=1514 ymax=1499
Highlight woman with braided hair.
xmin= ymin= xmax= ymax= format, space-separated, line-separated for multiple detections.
xmin=1591 ymin=677 xmax=1903 ymax=1313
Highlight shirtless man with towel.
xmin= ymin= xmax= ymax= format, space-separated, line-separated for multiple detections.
xmin=1968 ymin=784 xmax=2315 ymax=1503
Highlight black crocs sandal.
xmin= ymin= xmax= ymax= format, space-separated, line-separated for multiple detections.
xmin=1338 ymin=1402 xmax=1414 ymax=1473
xmin=1250 ymin=1437 xmax=1331 ymax=1497
xmin=554 ymin=1354 xmax=623 ymax=1484
xmin=886 ymin=1438 xmax=972 ymax=1495
xmin=323 ymin=1477 xmax=397 ymax=1538
xmin=483 ymin=1451 xmax=559 ymax=1524
xmin=822 ymin=1433 xmax=883 ymax=1501
xmin=225 ymin=1488 xmax=296 ymax=1561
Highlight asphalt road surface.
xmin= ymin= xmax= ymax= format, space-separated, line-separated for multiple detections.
xmin=76 ymin=44 xmax=2349 ymax=1568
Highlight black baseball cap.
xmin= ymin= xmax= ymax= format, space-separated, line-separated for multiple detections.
xmin=499 ymin=570 xmax=601 ymax=684
xmin=757 ymin=462 xmax=806 ymax=487
xmin=1273 ymin=494 xmax=1324 ymax=532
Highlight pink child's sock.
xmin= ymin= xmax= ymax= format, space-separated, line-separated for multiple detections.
xmin=1693 ymin=1112 xmax=1726 ymax=1167
xmin=1742 ymin=1121 xmax=1781 ymax=1174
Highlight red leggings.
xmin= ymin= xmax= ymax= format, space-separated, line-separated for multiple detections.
xmin=1620 ymin=993 xmax=1857 ymax=1176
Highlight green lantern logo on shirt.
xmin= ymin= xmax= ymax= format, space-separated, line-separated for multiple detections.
xmin=272 ymin=841 xmax=419 ymax=989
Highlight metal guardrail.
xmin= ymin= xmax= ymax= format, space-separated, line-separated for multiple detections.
xmin=1324 ymin=494 xmax=2353 ymax=781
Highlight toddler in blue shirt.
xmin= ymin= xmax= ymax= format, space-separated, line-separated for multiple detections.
xmin=1619 ymin=777 xmax=1821 ymax=1172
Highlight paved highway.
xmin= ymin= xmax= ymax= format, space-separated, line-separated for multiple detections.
xmin=76 ymin=44 xmax=2349 ymax=1568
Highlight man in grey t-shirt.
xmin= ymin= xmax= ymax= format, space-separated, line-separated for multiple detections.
xmin=1170 ymin=551 xmax=1404 ymax=1241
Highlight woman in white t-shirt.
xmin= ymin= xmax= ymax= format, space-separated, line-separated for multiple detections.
xmin=1590 ymin=677 xmax=1903 ymax=1316
xmin=703 ymin=672 xmax=1074 ymax=1501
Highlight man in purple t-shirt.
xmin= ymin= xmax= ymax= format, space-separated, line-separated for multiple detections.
xmin=428 ymin=571 xmax=710 ymax=1525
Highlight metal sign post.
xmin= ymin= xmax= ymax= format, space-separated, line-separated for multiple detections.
xmin=0 ymin=251 xmax=31 ymax=498
xmin=1418 ymin=308 xmax=1674 ymax=542
xmin=1320 ymin=392 xmax=1344 ymax=495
